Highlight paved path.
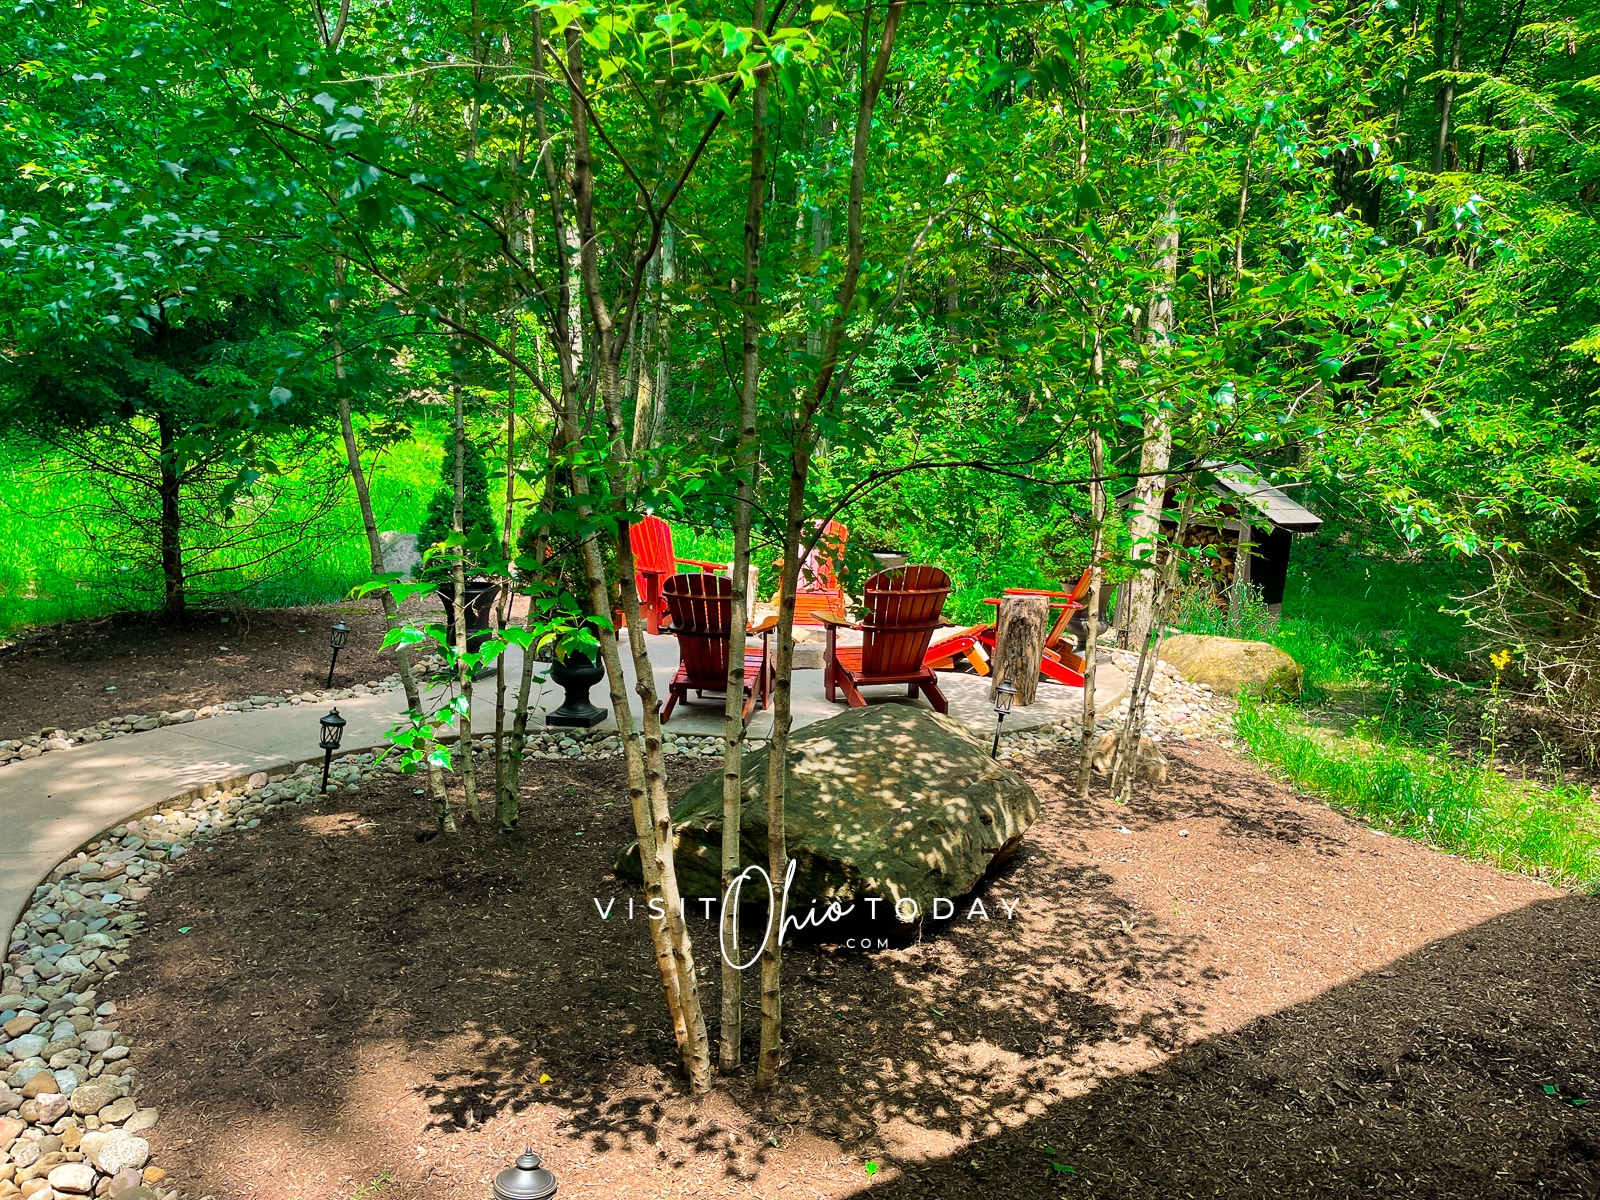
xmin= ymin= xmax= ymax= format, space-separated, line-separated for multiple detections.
xmin=0 ymin=635 xmax=1125 ymax=938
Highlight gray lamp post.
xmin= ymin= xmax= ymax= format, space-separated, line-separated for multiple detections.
xmin=493 ymin=1149 xmax=558 ymax=1200
xmin=318 ymin=708 xmax=346 ymax=792
xmin=990 ymin=679 xmax=1016 ymax=759
xmin=326 ymin=621 xmax=350 ymax=688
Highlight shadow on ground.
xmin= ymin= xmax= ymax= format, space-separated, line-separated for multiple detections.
xmin=105 ymin=740 xmax=1597 ymax=1199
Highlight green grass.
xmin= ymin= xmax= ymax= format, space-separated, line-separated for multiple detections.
xmin=1217 ymin=530 xmax=1600 ymax=891
xmin=0 ymin=424 xmax=447 ymax=634
xmin=1236 ymin=698 xmax=1600 ymax=891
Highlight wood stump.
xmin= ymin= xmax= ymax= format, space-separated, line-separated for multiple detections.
xmin=991 ymin=594 xmax=1049 ymax=705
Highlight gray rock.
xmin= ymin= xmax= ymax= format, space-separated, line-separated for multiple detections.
xmin=82 ymin=1128 xmax=149 ymax=1173
xmin=380 ymin=530 xmax=421 ymax=581
xmin=108 ymin=1167 xmax=146 ymax=1196
xmin=121 ymin=1107 xmax=158 ymax=1134
xmin=11 ymin=1138 xmax=41 ymax=1167
xmin=81 ymin=1032 xmax=113 ymax=1054
xmin=620 ymin=706 xmax=1040 ymax=924
xmin=99 ymin=1096 xmax=137 ymax=1123
xmin=5 ymin=1034 xmax=46 ymax=1059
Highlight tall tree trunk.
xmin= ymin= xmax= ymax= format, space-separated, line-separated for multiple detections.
xmin=630 ymin=251 xmax=660 ymax=458
xmin=156 ymin=410 xmax=184 ymax=616
xmin=563 ymin=22 xmax=713 ymax=1093
xmin=329 ymin=263 xmax=452 ymax=829
xmin=757 ymin=0 xmax=906 ymax=1093
xmin=452 ymin=372 xmax=481 ymax=825
xmin=504 ymin=415 xmax=563 ymax=820
xmin=1123 ymin=127 xmax=1183 ymax=649
xmin=650 ymin=223 xmax=675 ymax=449
xmin=1113 ymin=477 xmax=1198 ymax=804
xmin=495 ymin=318 xmax=518 ymax=829
xmin=721 ymin=14 xmax=769 ymax=1072
xmin=1076 ymin=422 xmax=1106 ymax=800
xmin=1431 ymin=0 xmax=1464 ymax=176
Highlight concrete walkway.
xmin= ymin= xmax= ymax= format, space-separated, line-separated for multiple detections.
xmin=1 ymin=635 xmax=1125 ymax=938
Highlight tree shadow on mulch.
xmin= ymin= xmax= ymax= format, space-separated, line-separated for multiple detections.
xmin=849 ymin=894 xmax=1600 ymax=1198
xmin=106 ymin=742 xmax=1598 ymax=1199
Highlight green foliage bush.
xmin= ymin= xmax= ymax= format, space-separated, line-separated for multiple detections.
xmin=415 ymin=440 xmax=499 ymax=579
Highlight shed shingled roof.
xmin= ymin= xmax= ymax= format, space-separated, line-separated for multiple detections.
xmin=1114 ymin=463 xmax=1323 ymax=534
xmin=1208 ymin=463 xmax=1322 ymax=533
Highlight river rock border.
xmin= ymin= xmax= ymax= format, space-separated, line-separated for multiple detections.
xmin=0 ymin=746 xmax=416 ymax=1200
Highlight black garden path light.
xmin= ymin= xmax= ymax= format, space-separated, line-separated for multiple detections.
xmin=493 ymin=1148 xmax=558 ymax=1200
xmin=990 ymin=678 xmax=1016 ymax=759
xmin=318 ymin=707 xmax=346 ymax=793
xmin=326 ymin=621 xmax=350 ymax=688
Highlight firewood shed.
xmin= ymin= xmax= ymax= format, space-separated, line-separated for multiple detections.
xmin=1114 ymin=462 xmax=1322 ymax=624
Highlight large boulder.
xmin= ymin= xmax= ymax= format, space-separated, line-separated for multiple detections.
xmin=1160 ymin=634 xmax=1303 ymax=699
xmin=619 ymin=706 xmax=1039 ymax=925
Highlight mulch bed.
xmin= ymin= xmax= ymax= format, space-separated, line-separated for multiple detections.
xmin=0 ymin=602 xmax=436 ymax=741
xmin=104 ymin=741 xmax=1597 ymax=1199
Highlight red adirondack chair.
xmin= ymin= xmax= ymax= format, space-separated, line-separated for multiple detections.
xmin=629 ymin=515 xmax=730 ymax=634
xmin=660 ymin=573 xmax=776 ymax=725
xmin=923 ymin=568 xmax=1092 ymax=688
xmin=775 ymin=519 xmax=849 ymax=626
xmin=820 ymin=565 xmax=952 ymax=714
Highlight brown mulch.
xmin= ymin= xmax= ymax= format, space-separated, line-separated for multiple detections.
xmin=0 ymin=601 xmax=438 ymax=741
xmin=106 ymin=741 xmax=1598 ymax=1200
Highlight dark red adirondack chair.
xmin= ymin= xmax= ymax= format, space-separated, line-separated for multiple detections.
xmin=775 ymin=519 xmax=849 ymax=627
xmin=629 ymin=515 xmax=729 ymax=634
xmin=660 ymin=573 xmax=776 ymax=725
xmin=820 ymin=565 xmax=952 ymax=714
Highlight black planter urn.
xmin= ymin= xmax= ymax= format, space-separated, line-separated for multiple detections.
xmin=436 ymin=579 xmax=501 ymax=654
xmin=546 ymin=648 xmax=608 ymax=728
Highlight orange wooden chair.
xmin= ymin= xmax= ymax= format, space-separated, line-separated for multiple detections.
xmin=923 ymin=568 xmax=1092 ymax=687
xmin=820 ymin=565 xmax=953 ymax=714
xmin=629 ymin=515 xmax=729 ymax=634
xmin=659 ymin=573 xmax=776 ymax=725
xmin=774 ymin=519 xmax=849 ymax=626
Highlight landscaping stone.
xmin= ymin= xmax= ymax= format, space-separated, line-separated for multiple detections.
xmin=1158 ymin=634 xmax=1303 ymax=699
xmin=66 ymin=1082 xmax=118 ymax=1117
xmin=120 ymin=1110 xmax=156 ymax=1136
xmin=97 ymin=1098 xmax=136 ymax=1124
xmin=621 ymin=706 xmax=1040 ymax=922
xmin=20 ymin=1073 xmax=58 ymax=1098
xmin=45 ymin=1163 xmax=95 ymax=1194
xmin=80 ymin=1130 xmax=147 ymax=1175
xmin=104 ymin=1169 xmax=144 ymax=1197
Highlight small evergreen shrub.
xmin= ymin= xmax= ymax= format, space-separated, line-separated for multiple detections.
xmin=416 ymin=441 xmax=499 ymax=578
